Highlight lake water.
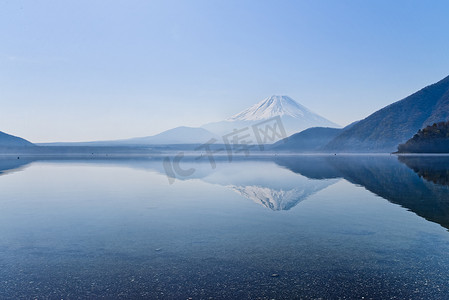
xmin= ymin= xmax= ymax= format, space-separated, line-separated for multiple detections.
xmin=1 ymin=155 xmax=449 ymax=299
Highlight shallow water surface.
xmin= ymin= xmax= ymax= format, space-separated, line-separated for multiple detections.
xmin=0 ymin=155 xmax=449 ymax=299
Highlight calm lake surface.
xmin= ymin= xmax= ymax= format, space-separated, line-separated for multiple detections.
xmin=1 ymin=155 xmax=449 ymax=299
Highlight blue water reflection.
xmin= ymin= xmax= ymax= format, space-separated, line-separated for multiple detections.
xmin=0 ymin=155 xmax=448 ymax=299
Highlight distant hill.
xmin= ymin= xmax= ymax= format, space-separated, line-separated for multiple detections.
xmin=325 ymin=75 xmax=449 ymax=152
xmin=0 ymin=131 xmax=34 ymax=147
xmin=120 ymin=126 xmax=218 ymax=145
xmin=40 ymin=127 xmax=218 ymax=146
xmin=397 ymin=121 xmax=449 ymax=153
xmin=272 ymin=127 xmax=342 ymax=152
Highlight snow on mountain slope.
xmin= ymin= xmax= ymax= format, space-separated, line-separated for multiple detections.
xmin=202 ymin=95 xmax=339 ymax=139
xmin=228 ymin=95 xmax=315 ymax=121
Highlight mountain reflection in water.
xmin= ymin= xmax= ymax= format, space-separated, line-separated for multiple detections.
xmin=1 ymin=154 xmax=449 ymax=229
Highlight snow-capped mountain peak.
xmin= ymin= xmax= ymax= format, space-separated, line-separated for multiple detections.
xmin=202 ymin=95 xmax=339 ymax=138
xmin=226 ymin=95 xmax=312 ymax=121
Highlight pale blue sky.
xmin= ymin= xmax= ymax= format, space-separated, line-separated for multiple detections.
xmin=1 ymin=0 xmax=449 ymax=142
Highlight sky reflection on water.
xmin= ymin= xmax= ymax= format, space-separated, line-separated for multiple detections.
xmin=0 ymin=155 xmax=448 ymax=299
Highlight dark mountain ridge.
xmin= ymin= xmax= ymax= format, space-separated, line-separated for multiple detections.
xmin=324 ymin=75 xmax=449 ymax=152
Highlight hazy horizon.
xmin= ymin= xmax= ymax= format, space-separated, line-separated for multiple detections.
xmin=2 ymin=0 xmax=449 ymax=143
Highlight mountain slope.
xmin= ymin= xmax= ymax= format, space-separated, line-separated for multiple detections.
xmin=325 ymin=75 xmax=449 ymax=152
xmin=41 ymin=127 xmax=218 ymax=146
xmin=272 ymin=127 xmax=342 ymax=152
xmin=226 ymin=95 xmax=329 ymax=121
xmin=202 ymin=95 xmax=339 ymax=139
xmin=0 ymin=131 xmax=34 ymax=147
xmin=122 ymin=126 xmax=218 ymax=145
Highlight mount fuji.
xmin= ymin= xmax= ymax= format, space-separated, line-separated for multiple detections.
xmin=202 ymin=95 xmax=339 ymax=139
xmin=40 ymin=95 xmax=338 ymax=146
